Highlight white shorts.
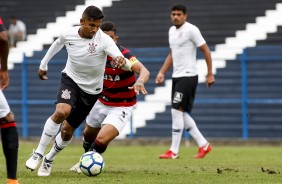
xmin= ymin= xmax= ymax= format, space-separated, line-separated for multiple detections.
xmin=86 ymin=100 xmax=135 ymax=134
xmin=0 ymin=90 xmax=10 ymax=118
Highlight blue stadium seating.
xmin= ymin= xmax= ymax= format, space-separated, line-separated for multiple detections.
xmin=2 ymin=0 xmax=282 ymax=139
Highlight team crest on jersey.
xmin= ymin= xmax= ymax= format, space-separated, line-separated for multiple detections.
xmin=61 ymin=89 xmax=71 ymax=99
xmin=173 ymin=92 xmax=183 ymax=103
xmin=88 ymin=43 xmax=97 ymax=54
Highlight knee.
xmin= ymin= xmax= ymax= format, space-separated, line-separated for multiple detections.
xmin=60 ymin=122 xmax=74 ymax=141
xmin=95 ymin=135 xmax=108 ymax=146
xmin=53 ymin=110 xmax=69 ymax=122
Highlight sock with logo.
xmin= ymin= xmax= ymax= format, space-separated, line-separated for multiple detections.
xmin=170 ymin=109 xmax=184 ymax=154
xmin=35 ymin=117 xmax=61 ymax=156
xmin=183 ymin=112 xmax=207 ymax=147
xmin=45 ymin=132 xmax=71 ymax=161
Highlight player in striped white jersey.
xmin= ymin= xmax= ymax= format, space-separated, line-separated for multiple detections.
xmin=25 ymin=6 xmax=132 ymax=177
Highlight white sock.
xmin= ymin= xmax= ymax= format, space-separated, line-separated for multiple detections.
xmin=45 ymin=132 xmax=72 ymax=161
xmin=170 ymin=109 xmax=184 ymax=154
xmin=35 ymin=117 xmax=61 ymax=156
xmin=183 ymin=112 xmax=207 ymax=147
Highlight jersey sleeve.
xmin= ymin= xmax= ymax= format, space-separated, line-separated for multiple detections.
xmin=190 ymin=26 xmax=206 ymax=47
xmin=119 ymin=45 xmax=140 ymax=66
xmin=39 ymin=35 xmax=64 ymax=70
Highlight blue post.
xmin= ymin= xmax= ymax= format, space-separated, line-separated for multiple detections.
xmin=241 ymin=49 xmax=248 ymax=140
xmin=74 ymin=126 xmax=81 ymax=138
xmin=21 ymin=54 xmax=28 ymax=138
xmin=129 ymin=113 xmax=134 ymax=139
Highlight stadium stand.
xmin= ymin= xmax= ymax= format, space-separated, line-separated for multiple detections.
xmin=2 ymin=0 xmax=282 ymax=139
xmin=0 ymin=0 xmax=84 ymax=35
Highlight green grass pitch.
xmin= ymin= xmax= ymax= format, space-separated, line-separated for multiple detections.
xmin=1 ymin=140 xmax=282 ymax=184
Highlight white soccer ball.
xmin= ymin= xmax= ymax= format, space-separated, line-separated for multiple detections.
xmin=79 ymin=151 xmax=105 ymax=177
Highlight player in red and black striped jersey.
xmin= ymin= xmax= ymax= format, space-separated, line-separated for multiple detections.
xmin=84 ymin=21 xmax=149 ymax=153
xmin=101 ymin=44 xmax=139 ymax=106
xmin=0 ymin=17 xmax=20 ymax=184
xmin=70 ymin=21 xmax=150 ymax=172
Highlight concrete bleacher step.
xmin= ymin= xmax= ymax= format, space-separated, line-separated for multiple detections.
xmin=0 ymin=0 xmax=84 ymax=35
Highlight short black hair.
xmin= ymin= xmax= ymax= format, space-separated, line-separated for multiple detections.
xmin=171 ymin=4 xmax=187 ymax=14
xmin=83 ymin=6 xmax=104 ymax=20
xmin=100 ymin=21 xmax=116 ymax=33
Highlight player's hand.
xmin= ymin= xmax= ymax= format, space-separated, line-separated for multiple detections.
xmin=38 ymin=69 xmax=48 ymax=80
xmin=128 ymin=80 xmax=147 ymax=95
xmin=0 ymin=70 xmax=9 ymax=90
xmin=114 ymin=56 xmax=126 ymax=68
xmin=155 ymin=72 xmax=165 ymax=85
xmin=206 ymin=73 xmax=215 ymax=87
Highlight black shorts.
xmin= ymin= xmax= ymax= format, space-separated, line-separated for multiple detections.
xmin=171 ymin=76 xmax=198 ymax=113
xmin=56 ymin=73 xmax=100 ymax=129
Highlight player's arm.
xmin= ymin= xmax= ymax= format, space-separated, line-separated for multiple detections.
xmin=155 ymin=49 xmax=173 ymax=85
xmin=128 ymin=57 xmax=150 ymax=95
xmin=104 ymin=36 xmax=131 ymax=70
xmin=38 ymin=38 xmax=64 ymax=80
xmin=0 ymin=19 xmax=10 ymax=90
xmin=199 ymin=43 xmax=215 ymax=87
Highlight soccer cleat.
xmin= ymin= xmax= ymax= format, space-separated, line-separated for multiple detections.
xmin=159 ymin=150 xmax=179 ymax=159
xmin=37 ymin=157 xmax=53 ymax=176
xmin=7 ymin=179 xmax=19 ymax=184
xmin=69 ymin=162 xmax=82 ymax=173
xmin=26 ymin=150 xmax=43 ymax=171
xmin=194 ymin=143 xmax=212 ymax=159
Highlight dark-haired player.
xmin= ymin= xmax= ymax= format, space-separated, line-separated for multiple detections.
xmin=0 ymin=17 xmax=20 ymax=184
xmin=70 ymin=21 xmax=150 ymax=173
xmin=25 ymin=6 xmax=133 ymax=177
xmin=156 ymin=4 xmax=215 ymax=159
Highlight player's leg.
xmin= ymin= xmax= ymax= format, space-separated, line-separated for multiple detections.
xmin=82 ymin=101 xmax=106 ymax=153
xmin=37 ymin=121 xmax=74 ymax=176
xmin=159 ymin=78 xmax=184 ymax=159
xmin=0 ymin=92 xmax=19 ymax=183
xmin=1 ymin=113 xmax=19 ymax=183
xmin=70 ymin=101 xmax=105 ymax=173
xmin=89 ymin=105 xmax=133 ymax=154
xmin=83 ymin=125 xmax=100 ymax=152
xmin=183 ymin=112 xmax=212 ymax=158
xmin=38 ymin=86 xmax=100 ymax=176
xmin=25 ymin=103 xmax=71 ymax=171
xmin=89 ymin=124 xmax=118 ymax=153
xmin=182 ymin=76 xmax=212 ymax=158
xmin=26 ymin=73 xmax=77 ymax=171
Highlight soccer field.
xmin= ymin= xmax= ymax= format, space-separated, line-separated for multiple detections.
xmin=1 ymin=140 xmax=282 ymax=184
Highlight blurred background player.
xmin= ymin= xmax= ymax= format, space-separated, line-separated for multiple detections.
xmin=69 ymin=21 xmax=150 ymax=173
xmin=25 ymin=6 xmax=131 ymax=177
xmin=8 ymin=16 xmax=26 ymax=48
xmin=156 ymin=4 xmax=215 ymax=159
xmin=0 ymin=17 xmax=20 ymax=184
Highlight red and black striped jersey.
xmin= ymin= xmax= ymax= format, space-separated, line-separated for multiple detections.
xmin=99 ymin=44 xmax=137 ymax=106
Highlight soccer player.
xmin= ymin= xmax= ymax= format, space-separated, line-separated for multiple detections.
xmin=25 ymin=6 xmax=133 ymax=177
xmin=156 ymin=4 xmax=215 ymax=159
xmin=0 ymin=17 xmax=20 ymax=184
xmin=69 ymin=21 xmax=150 ymax=173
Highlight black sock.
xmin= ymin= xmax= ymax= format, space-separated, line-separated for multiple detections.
xmin=89 ymin=140 xmax=107 ymax=154
xmin=1 ymin=124 xmax=19 ymax=179
xmin=83 ymin=140 xmax=92 ymax=153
